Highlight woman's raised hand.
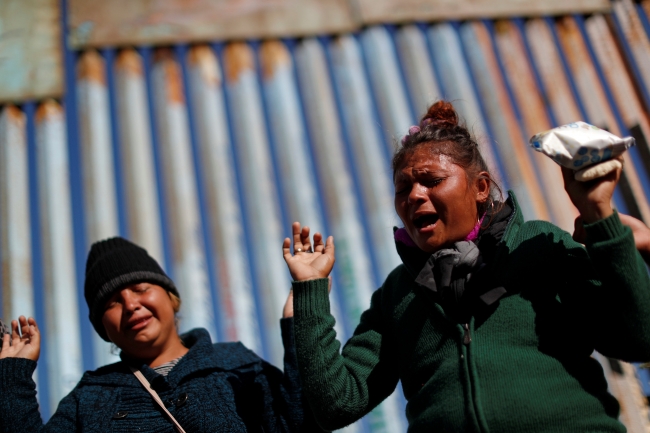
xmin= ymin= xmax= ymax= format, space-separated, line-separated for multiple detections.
xmin=283 ymin=222 xmax=335 ymax=282
xmin=562 ymin=157 xmax=622 ymax=224
xmin=0 ymin=316 xmax=41 ymax=361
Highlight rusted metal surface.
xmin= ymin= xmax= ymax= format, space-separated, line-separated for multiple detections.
xmin=0 ymin=106 xmax=35 ymax=321
xmin=395 ymin=25 xmax=442 ymax=115
xmin=35 ymin=100 xmax=83 ymax=412
xmin=0 ymin=104 xmax=38 ymax=389
xmin=460 ymin=21 xmax=550 ymax=221
xmin=328 ymin=35 xmax=402 ymax=277
xmin=493 ymin=20 xmax=579 ymax=232
xmin=257 ymin=40 xmax=347 ymax=344
xmin=114 ymin=49 xmax=166 ymax=262
xmin=427 ymin=23 xmax=501 ymax=187
xmin=0 ymin=0 xmax=63 ymax=102
xmin=76 ymin=50 xmax=121 ymax=367
xmin=151 ymin=49 xmax=217 ymax=339
xmin=584 ymin=14 xmax=650 ymax=210
xmin=355 ymin=0 xmax=610 ymax=25
xmin=186 ymin=44 xmax=262 ymax=354
xmin=4 ymin=4 xmax=650 ymax=428
xmin=555 ymin=16 xmax=650 ymax=223
xmin=222 ymin=42 xmax=291 ymax=366
xmin=611 ymin=0 xmax=650 ymax=110
xmin=68 ymin=0 xmax=357 ymax=49
xmin=294 ymin=37 xmax=405 ymax=433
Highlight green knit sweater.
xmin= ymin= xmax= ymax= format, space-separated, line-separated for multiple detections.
xmin=292 ymin=194 xmax=650 ymax=432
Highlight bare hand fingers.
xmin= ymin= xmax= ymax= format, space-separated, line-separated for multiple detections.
xmin=324 ymin=236 xmax=335 ymax=261
xmin=19 ymin=316 xmax=30 ymax=339
xmin=282 ymin=237 xmax=293 ymax=261
xmin=313 ymin=232 xmax=324 ymax=253
xmin=292 ymin=222 xmax=306 ymax=253
xmin=11 ymin=320 xmax=20 ymax=343
xmin=27 ymin=318 xmax=40 ymax=348
xmin=1 ymin=333 xmax=10 ymax=353
xmin=300 ymin=226 xmax=312 ymax=252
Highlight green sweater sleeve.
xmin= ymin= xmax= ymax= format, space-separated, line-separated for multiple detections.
xmin=561 ymin=211 xmax=650 ymax=361
xmin=292 ymin=278 xmax=399 ymax=431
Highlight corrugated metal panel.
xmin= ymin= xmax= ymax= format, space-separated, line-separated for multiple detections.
xmin=187 ymin=44 xmax=262 ymax=354
xmin=356 ymin=0 xmax=611 ymax=24
xmin=555 ymin=15 xmax=650 ymax=222
xmin=76 ymin=50 xmax=121 ymax=367
xmin=0 ymin=106 xmax=35 ymax=321
xmin=34 ymin=100 xmax=83 ymax=413
xmin=67 ymin=0 xmax=357 ymax=48
xmin=459 ymin=21 xmax=551 ymax=221
xmin=113 ymin=49 xmax=166 ymax=262
xmin=150 ymin=48 xmax=217 ymax=339
xmin=2 ymin=2 xmax=650 ymax=432
xmin=0 ymin=0 xmax=63 ymax=102
xmin=222 ymin=42 xmax=292 ymax=366
xmin=492 ymin=20 xmax=580 ymax=233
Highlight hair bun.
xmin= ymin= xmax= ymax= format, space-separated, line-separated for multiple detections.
xmin=420 ymin=100 xmax=458 ymax=129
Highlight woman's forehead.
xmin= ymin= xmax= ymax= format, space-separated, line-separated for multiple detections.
xmin=395 ymin=153 xmax=455 ymax=176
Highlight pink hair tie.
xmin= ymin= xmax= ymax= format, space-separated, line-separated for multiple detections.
xmin=401 ymin=125 xmax=421 ymax=145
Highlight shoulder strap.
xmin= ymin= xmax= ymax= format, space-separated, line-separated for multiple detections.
xmin=129 ymin=366 xmax=187 ymax=433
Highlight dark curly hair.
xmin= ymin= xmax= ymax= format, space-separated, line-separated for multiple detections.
xmin=392 ymin=100 xmax=502 ymax=217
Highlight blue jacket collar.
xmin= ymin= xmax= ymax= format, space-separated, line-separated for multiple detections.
xmin=81 ymin=328 xmax=260 ymax=387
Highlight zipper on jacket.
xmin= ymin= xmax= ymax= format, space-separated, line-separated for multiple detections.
xmin=463 ymin=323 xmax=471 ymax=345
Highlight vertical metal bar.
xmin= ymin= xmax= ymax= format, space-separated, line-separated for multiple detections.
xmin=24 ymin=101 xmax=50 ymax=417
xmin=114 ymin=49 xmax=165 ymax=263
xmin=460 ymin=21 xmax=550 ymax=221
xmin=222 ymin=42 xmax=291 ymax=366
xmin=360 ymin=26 xmax=414 ymax=144
xmin=35 ymin=100 xmax=83 ymax=413
xmin=328 ymin=35 xmax=402 ymax=279
xmin=551 ymin=17 xmax=650 ymax=222
xmin=150 ymin=49 xmax=216 ymax=338
xmin=530 ymin=16 xmax=628 ymax=215
xmin=427 ymin=23 xmax=501 ymax=177
xmin=0 ymin=105 xmax=35 ymax=321
xmin=0 ymin=103 xmax=40 ymax=395
xmin=394 ymin=25 xmax=442 ymax=116
xmin=295 ymin=37 xmax=406 ymax=433
xmin=258 ymin=39 xmax=347 ymax=342
xmin=186 ymin=44 xmax=261 ymax=352
xmin=584 ymin=14 xmax=650 ymax=193
xmin=611 ymin=0 xmax=650 ymax=112
xmin=492 ymin=20 xmax=578 ymax=232
xmin=76 ymin=50 xmax=120 ymax=367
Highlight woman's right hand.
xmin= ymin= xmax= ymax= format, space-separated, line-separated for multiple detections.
xmin=0 ymin=316 xmax=40 ymax=361
xmin=283 ymin=222 xmax=335 ymax=281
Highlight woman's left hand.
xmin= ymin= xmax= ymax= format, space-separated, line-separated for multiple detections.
xmin=282 ymin=222 xmax=335 ymax=282
xmin=561 ymin=157 xmax=622 ymax=224
xmin=0 ymin=316 xmax=40 ymax=361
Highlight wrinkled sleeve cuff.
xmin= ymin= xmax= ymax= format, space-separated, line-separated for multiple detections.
xmin=292 ymin=278 xmax=331 ymax=318
xmin=0 ymin=358 xmax=37 ymax=387
xmin=584 ymin=210 xmax=628 ymax=244
xmin=280 ymin=317 xmax=295 ymax=350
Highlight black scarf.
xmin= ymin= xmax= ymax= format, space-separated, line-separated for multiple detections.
xmin=395 ymin=198 xmax=514 ymax=318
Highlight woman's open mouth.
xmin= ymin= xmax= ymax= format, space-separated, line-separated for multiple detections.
xmin=413 ymin=214 xmax=439 ymax=231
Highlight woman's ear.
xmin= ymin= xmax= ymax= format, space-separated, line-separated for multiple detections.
xmin=475 ymin=172 xmax=490 ymax=203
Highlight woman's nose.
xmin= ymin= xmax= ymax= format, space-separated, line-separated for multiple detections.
xmin=407 ymin=183 xmax=427 ymax=204
xmin=121 ymin=290 xmax=141 ymax=311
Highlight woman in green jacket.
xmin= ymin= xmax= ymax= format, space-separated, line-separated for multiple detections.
xmin=282 ymin=100 xmax=650 ymax=432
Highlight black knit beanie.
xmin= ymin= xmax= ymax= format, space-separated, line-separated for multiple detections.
xmin=85 ymin=237 xmax=179 ymax=341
